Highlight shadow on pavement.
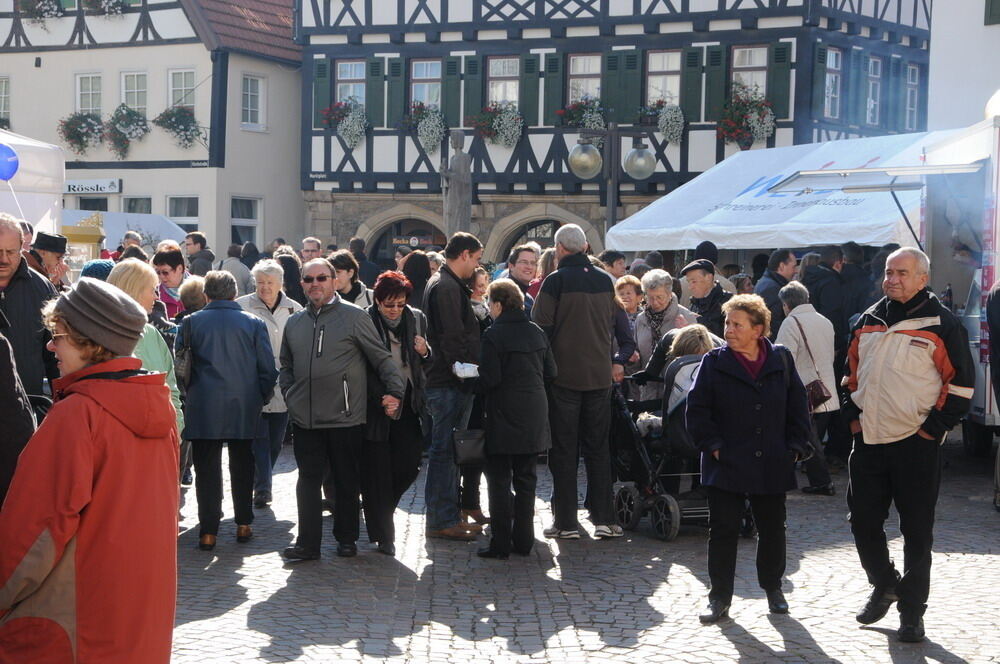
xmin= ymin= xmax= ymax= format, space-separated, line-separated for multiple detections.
xmin=861 ymin=625 xmax=971 ymax=664
xmin=713 ymin=615 xmax=843 ymax=663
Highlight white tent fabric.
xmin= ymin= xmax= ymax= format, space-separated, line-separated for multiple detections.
xmin=606 ymin=130 xmax=966 ymax=251
xmin=61 ymin=211 xmax=189 ymax=251
xmin=0 ymin=129 xmax=65 ymax=230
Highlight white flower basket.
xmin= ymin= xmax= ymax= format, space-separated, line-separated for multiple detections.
xmin=338 ymin=102 xmax=369 ymax=151
xmin=581 ymin=105 xmax=606 ymax=149
xmin=417 ymin=106 xmax=446 ymax=155
xmin=657 ymin=104 xmax=685 ymax=145
xmin=491 ymin=104 xmax=523 ymax=149
xmin=748 ymin=107 xmax=776 ymax=143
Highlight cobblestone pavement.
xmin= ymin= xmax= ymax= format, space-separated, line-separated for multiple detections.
xmin=173 ymin=436 xmax=1000 ymax=664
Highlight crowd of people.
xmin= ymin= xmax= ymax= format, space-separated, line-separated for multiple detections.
xmin=0 ymin=210 xmax=978 ymax=659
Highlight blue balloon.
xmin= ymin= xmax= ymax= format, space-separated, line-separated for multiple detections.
xmin=0 ymin=144 xmax=18 ymax=181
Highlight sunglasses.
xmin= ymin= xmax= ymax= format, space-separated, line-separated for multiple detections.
xmin=301 ymin=274 xmax=331 ymax=284
xmin=380 ymin=302 xmax=406 ymax=310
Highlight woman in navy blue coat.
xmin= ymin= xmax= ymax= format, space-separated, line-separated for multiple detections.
xmin=686 ymin=294 xmax=811 ymax=623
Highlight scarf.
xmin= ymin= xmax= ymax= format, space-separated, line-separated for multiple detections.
xmin=646 ymin=295 xmax=679 ymax=342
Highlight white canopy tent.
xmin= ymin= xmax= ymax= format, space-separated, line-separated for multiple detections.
xmin=606 ymin=129 xmax=970 ymax=251
xmin=0 ymin=129 xmax=65 ymax=230
xmin=61 ymin=210 xmax=188 ymax=252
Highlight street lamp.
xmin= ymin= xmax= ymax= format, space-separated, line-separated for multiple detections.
xmin=567 ymin=121 xmax=656 ymax=235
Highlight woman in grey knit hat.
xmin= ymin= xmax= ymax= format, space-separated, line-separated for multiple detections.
xmin=0 ymin=277 xmax=179 ymax=663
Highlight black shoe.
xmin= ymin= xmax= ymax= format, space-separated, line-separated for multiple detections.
xmin=253 ymin=491 xmax=270 ymax=508
xmin=766 ymin=589 xmax=789 ymax=614
xmin=477 ymin=547 xmax=509 ymax=560
xmin=322 ymin=499 xmax=335 ymax=515
xmin=856 ymin=583 xmax=899 ymax=624
xmin=897 ymin=615 xmax=925 ymax=642
xmin=377 ymin=541 xmax=396 ymax=556
xmin=181 ymin=469 xmax=193 ymax=486
xmin=337 ymin=542 xmax=358 ymax=557
xmin=801 ymin=484 xmax=836 ymax=496
xmin=282 ymin=545 xmax=320 ymax=561
xmin=699 ymin=599 xmax=730 ymax=623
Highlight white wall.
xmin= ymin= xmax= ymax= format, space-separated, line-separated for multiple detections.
xmin=928 ymin=0 xmax=1000 ymax=129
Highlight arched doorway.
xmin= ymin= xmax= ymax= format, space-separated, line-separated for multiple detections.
xmin=369 ymin=219 xmax=448 ymax=269
xmin=499 ymin=219 xmax=561 ymax=261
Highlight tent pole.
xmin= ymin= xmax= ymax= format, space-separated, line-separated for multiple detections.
xmin=891 ymin=188 xmax=923 ymax=251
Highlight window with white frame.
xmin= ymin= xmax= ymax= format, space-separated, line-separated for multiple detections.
xmin=167 ymin=196 xmax=199 ymax=232
xmin=169 ymin=70 xmax=195 ymax=111
xmin=335 ymin=61 xmax=366 ymax=104
xmin=231 ymin=197 xmax=259 ymax=244
xmin=824 ymin=48 xmax=842 ymax=120
xmin=241 ymin=75 xmax=265 ymax=128
xmin=0 ymin=78 xmax=9 ymax=127
xmin=866 ymin=56 xmax=881 ymax=126
xmin=123 ymin=196 xmax=151 ymax=214
xmin=487 ymin=57 xmax=519 ymax=106
xmin=76 ymin=74 xmax=102 ymax=116
xmin=732 ymin=46 xmax=768 ymax=94
xmin=410 ymin=60 xmax=441 ymax=107
xmin=646 ymin=50 xmax=681 ymax=106
xmin=121 ymin=72 xmax=147 ymax=116
xmin=905 ymin=64 xmax=919 ymax=130
xmin=567 ymin=54 xmax=601 ymax=103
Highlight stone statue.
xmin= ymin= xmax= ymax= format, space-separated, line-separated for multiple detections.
xmin=441 ymin=130 xmax=472 ymax=237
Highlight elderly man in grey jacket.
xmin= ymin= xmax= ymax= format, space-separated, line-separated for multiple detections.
xmin=280 ymin=258 xmax=404 ymax=560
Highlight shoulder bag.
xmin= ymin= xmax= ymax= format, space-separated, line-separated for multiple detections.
xmin=791 ymin=316 xmax=833 ymax=412
xmin=174 ymin=321 xmax=193 ymax=394
xmin=453 ymin=428 xmax=486 ymax=466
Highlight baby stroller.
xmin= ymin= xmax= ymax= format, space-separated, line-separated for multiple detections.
xmin=610 ymin=355 xmax=711 ymax=541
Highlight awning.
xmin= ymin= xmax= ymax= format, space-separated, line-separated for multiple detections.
xmin=606 ymin=127 xmax=977 ymax=251
xmin=0 ymin=129 xmax=65 ymax=230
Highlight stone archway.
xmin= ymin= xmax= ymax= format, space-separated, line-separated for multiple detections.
xmin=355 ymin=203 xmax=447 ymax=247
xmin=483 ymin=203 xmax=604 ymax=263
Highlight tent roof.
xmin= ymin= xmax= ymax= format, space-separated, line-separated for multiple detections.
xmin=606 ymin=128 xmax=976 ymax=251
xmin=0 ymin=129 xmax=65 ymax=196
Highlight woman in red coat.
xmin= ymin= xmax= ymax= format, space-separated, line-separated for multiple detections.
xmin=0 ymin=277 xmax=179 ymax=664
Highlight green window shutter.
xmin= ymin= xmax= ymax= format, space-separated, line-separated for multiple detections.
xmin=850 ymin=50 xmax=868 ymax=126
xmin=811 ymin=44 xmax=828 ymax=118
xmin=767 ymin=43 xmax=792 ymax=119
xmin=386 ymin=57 xmax=405 ymax=127
xmin=519 ymin=54 xmax=540 ymax=126
xmin=620 ymin=50 xmax=642 ymax=123
xmin=365 ymin=57 xmax=385 ymax=128
xmin=313 ymin=58 xmax=331 ymax=128
xmin=680 ymin=47 xmax=703 ymax=122
xmin=704 ymin=45 xmax=728 ymax=122
xmin=543 ymin=53 xmax=564 ymax=125
xmin=463 ymin=56 xmax=483 ymax=122
xmin=442 ymin=56 xmax=461 ymax=127
xmin=987 ymin=0 xmax=1000 ymax=25
xmin=601 ymin=52 xmax=622 ymax=120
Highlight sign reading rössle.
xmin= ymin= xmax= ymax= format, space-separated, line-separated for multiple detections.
xmin=64 ymin=179 xmax=122 ymax=194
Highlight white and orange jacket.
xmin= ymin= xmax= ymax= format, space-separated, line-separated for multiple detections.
xmin=844 ymin=289 xmax=974 ymax=445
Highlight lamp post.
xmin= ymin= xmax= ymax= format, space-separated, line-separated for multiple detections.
xmin=566 ymin=121 xmax=656 ymax=236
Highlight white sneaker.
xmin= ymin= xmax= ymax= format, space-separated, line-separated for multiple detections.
xmin=543 ymin=526 xmax=580 ymax=539
xmin=594 ymin=524 xmax=624 ymax=539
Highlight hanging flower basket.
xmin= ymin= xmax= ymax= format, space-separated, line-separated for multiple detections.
xmin=638 ymin=100 xmax=667 ymax=126
xmin=401 ymin=102 xmax=446 ymax=155
xmin=321 ymin=100 xmax=352 ymax=128
xmin=18 ymin=0 xmax=65 ymax=25
xmin=338 ymin=101 xmax=369 ymax=151
xmin=717 ymin=82 xmax=775 ymax=150
xmin=83 ymin=0 xmax=129 ymax=16
xmin=557 ymin=96 xmax=606 ymax=148
xmin=152 ymin=106 xmax=204 ymax=149
xmin=58 ymin=112 xmax=104 ymax=155
xmin=103 ymin=104 xmax=150 ymax=160
xmin=466 ymin=102 xmax=523 ymax=148
xmin=657 ymin=104 xmax=685 ymax=145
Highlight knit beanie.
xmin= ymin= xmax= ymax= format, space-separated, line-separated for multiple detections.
xmin=80 ymin=259 xmax=115 ymax=282
xmin=694 ymin=241 xmax=719 ymax=264
xmin=54 ymin=277 xmax=148 ymax=357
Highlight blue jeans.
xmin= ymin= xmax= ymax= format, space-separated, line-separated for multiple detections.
xmin=253 ymin=411 xmax=289 ymax=494
xmin=424 ymin=387 xmax=474 ymax=531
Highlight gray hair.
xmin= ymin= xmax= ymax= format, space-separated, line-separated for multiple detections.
xmin=640 ymin=268 xmax=673 ymax=293
xmin=778 ymin=280 xmax=810 ymax=310
xmin=886 ymin=247 xmax=930 ymax=275
xmin=554 ymin=224 xmax=587 ymax=254
xmin=204 ymin=270 xmax=238 ymax=301
xmin=0 ymin=213 xmax=24 ymax=240
xmin=251 ymin=258 xmax=284 ymax=282
xmin=426 ymin=251 xmax=445 ymax=267
xmin=122 ymin=230 xmax=142 ymax=244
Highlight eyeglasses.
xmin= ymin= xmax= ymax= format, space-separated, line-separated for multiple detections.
xmin=155 ymin=269 xmax=174 ymax=276
xmin=380 ymin=302 xmax=406 ymax=310
xmin=301 ymin=274 xmax=331 ymax=284
xmin=515 ymin=260 xmax=538 ymax=268
xmin=50 ymin=333 xmax=70 ymax=344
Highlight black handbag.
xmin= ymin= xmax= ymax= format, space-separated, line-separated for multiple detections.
xmin=174 ymin=322 xmax=193 ymax=395
xmin=453 ymin=428 xmax=486 ymax=466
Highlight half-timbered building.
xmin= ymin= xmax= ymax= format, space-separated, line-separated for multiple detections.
xmin=298 ymin=0 xmax=931 ymax=263
xmin=0 ymin=0 xmax=303 ymax=247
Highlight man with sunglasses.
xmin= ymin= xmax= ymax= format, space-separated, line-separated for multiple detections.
xmin=279 ymin=259 xmax=405 ymax=560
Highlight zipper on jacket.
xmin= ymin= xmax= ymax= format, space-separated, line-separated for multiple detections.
xmin=317 ymin=325 xmax=326 ymax=357
xmin=342 ymin=374 xmax=350 ymax=415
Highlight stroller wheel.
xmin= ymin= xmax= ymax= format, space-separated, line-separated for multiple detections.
xmin=650 ymin=494 xmax=681 ymax=541
xmin=614 ymin=484 xmax=643 ymax=531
